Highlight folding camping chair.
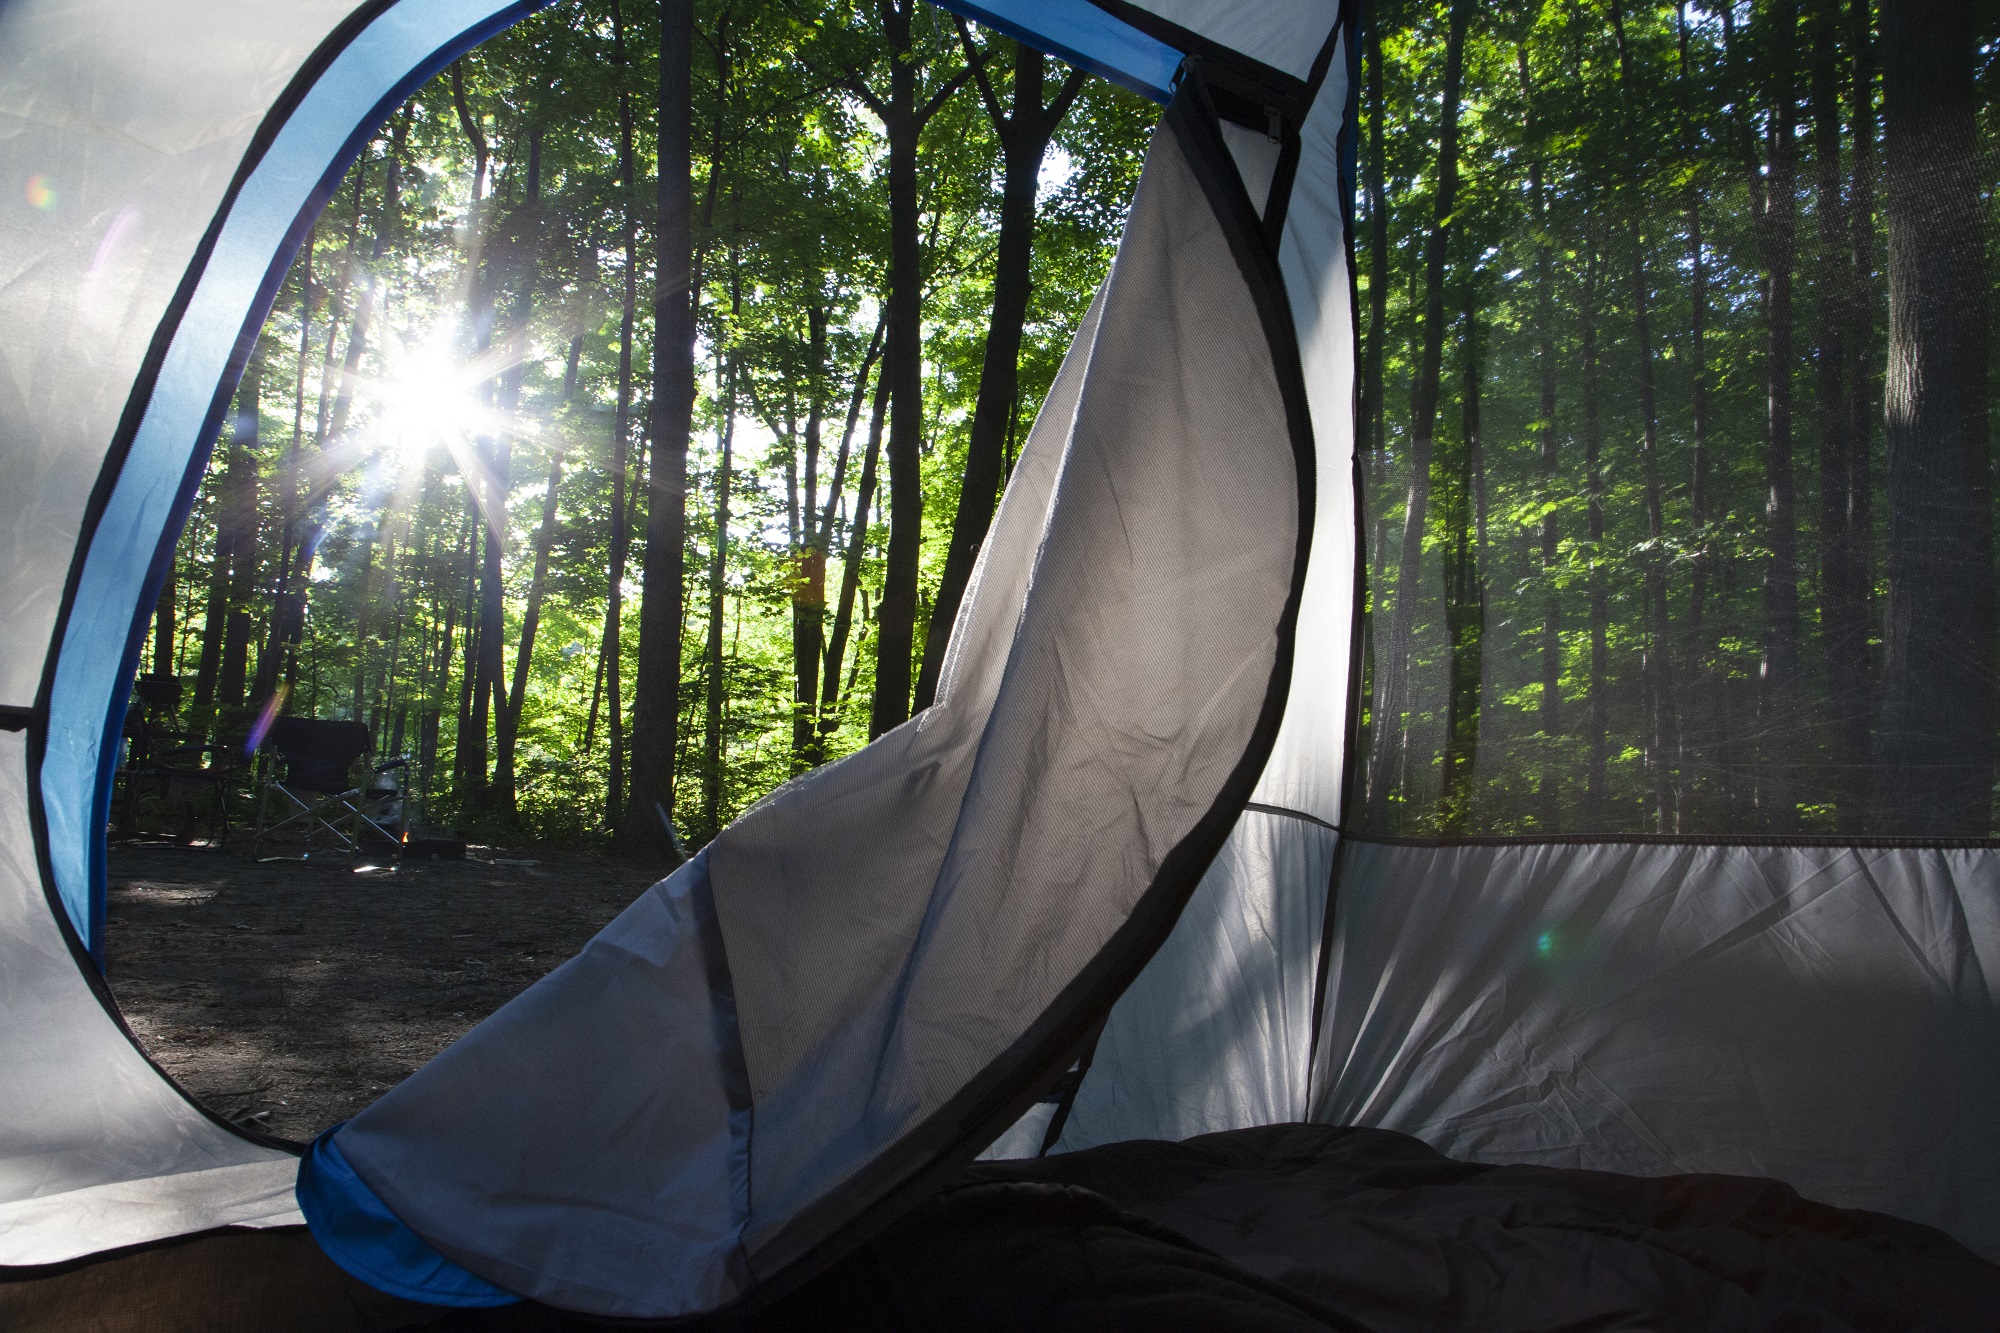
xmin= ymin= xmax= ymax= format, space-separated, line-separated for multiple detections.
xmin=113 ymin=674 xmax=234 ymax=844
xmin=251 ymin=717 xmax=408 ymax=861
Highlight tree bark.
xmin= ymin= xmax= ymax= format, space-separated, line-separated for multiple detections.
xmin=1439 ymin=293 xmax=1486 ymax=827
xmin=1364 ymin=23 xmax=1392 ymax=594
xmin=449 ymin=68 xmax=500 ymax=800
xmin=914 ymin=34 xmax=1084 ymax=713
xmin=871 ymin=8 xmax=926 ymax=738
xmin=1759 ymin=0 xmax=1804 ymax=831
xmin=1582 ymin=242 xmax=1609 ymax=818
xmin=620 ymin=0 xmax=696 ymax=861
xmin=216 ymin=347 xmax=263 ymax=716
xmin=823 ymin=355 xmax=891 ymax=739
xmin=702 ymin=353 xmax=738 ymax=840
xmin=254 ymin=247 xmax=314 ymax=708
xmin=486 ymin=129 xmax=544 ymax=816
xmin=595 ymin=0 xmax=643 ymax=828
xmin=1366 ymin=0 xmax=1469 ymax=818
xmin=1610 ymin=0 xmax=1677 ymax=830
xmin=1678 ymin=4 xmax=1715 ymax=818
xmin=1810 ymin=0 xmax=1870 ymax=830
xmin=862 ymin=1 xmax=975 ymax=738
xmin=1879 ymin=0 xmax=1992 ymax=833
xmin=791 ymin=297 xmax=829 ymax=770
xmin=1519 ymin=42 xmax=1562 ymax=826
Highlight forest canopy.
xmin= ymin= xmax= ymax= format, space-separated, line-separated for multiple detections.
xmin=149 ymin=0 xmax=1154 ymax=851
xmin=145 ymin=0 xmax=2000 ymax=853
xmin=1353 ymin=0 xmax=2000 ymax=839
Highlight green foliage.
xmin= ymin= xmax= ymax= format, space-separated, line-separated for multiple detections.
xmin=156 ymin=0 xmax=1154 ymax=849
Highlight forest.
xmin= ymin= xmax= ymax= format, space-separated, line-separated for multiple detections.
xmin=141 ymin=0 xmax=2000 ymax=855
xmin=1355 ymin=0 xmax=2000 ymax=838
xmin=143 ymin=0 xmax=1153 ymax=853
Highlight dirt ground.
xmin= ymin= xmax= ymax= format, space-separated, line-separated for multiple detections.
xmin=104 ymin=840 xmax=667 ymax=1143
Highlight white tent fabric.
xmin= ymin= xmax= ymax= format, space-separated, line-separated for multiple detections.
xmin=1312 ymin=839 xmax=2000 ymax=1258
xmin=1054 ymin=21 xmax=1354 ymax=1150
xmin=0 ymin=728 xmax=300 ymax=1265
xmin=0 ymin=0 xmax=549 ymax=1269
xmin=326 ymin=82 xmax=1315 ymax=1315
xmin=7 ymin=0 xmax=2000 ymax=1316
xmin=1100 ymin=0 xmax=1338 ymax=84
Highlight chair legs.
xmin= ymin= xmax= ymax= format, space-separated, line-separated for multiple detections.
xmin=252 ymin=781 xmax=401 ymax=862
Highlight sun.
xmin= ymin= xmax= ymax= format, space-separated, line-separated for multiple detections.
xmin=370 ymin=331 xmax=490 ymax=458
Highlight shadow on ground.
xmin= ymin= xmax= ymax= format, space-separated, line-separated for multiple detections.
xmin=104 ymin=841 xmax=664 ymax=1141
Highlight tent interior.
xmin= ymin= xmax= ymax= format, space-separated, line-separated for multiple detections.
xmin=6 ymin=0 xmax=2000 ymax=1328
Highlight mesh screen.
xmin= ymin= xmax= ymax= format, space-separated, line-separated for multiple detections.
xmin=1350 ymin=0 xmax=2000 ymax=838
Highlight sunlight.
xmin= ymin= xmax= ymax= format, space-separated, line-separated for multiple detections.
xmin=370 ymin=329 xmax=492 ymax=459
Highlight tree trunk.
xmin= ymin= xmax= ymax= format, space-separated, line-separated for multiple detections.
xmin=1629 ymin=229 xmax=1677 ymax=829
xmin=1439 ymin=295 xmax=1486 ymax=828
xmin=1582 ymin=243 xmax=1609 ymax=818
xmin=621 ymin=0 xmax=696 ymax=861
xmin=823 ymin=355 xmax=891 ymax=738
xmin=452 ymin=512 xmax=481 ymax=789
xmin=497 ymin=444 xmax=563 ymax=807
xmin=1519 ymin=43 xmax=1562 ymax=827
xmin=486 ymin=130 xmax=543 ymax=817
xmin=216 ymin=347 xmax=263 ymax=715
xmin=1844 ymin=0 xmax=1877 ymax=673
xmin=151 ymin=566 xmax=176 ymax=681
xmin=1760 ymin=0 xmax=1803 ymax=831
xmin=1610 ymin=1 xmax=1677 ymax=830
xmin=595 ymin=2 xmax=643 ymax=828
xmin=448 ymin=69 xmax=498 ymax=801
xmin=1879 ymin=0 xmax=1992 ymax=833
xmin=805 ymin=316 xmax=886 ymax=760
xmin=1810 ymin=0 xmax=1870 ymax=830
xmin=255 ymin=248 xmax=314 ymax=708
xmin=791 ymin=298 xmax=829 ymax=770
xmin=704 ymin=358 xmax=737 ymax=839
xmin=914 ymin=40 xmax=1084 ymax=713
xmin=1364 ymin=23 xmax=1392 ymax=594
xmin=1366 ymin=0 xmax=1469 ymax=818
xmin=1679 ymin=4 xmax=1714 ymax=816
xmin=350 ymin=524 xmax=377 ymax=722
xmin=870 ymin=7 xmax=928 ymax=739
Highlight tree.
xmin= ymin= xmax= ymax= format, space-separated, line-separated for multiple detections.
xmin=912 ymin=26 xmax=1084 ymax=713
xmin=622 ymin=0 xmax=697 ymax=861
xmin=839 ymin=1 xmax=979 ymax=738
xmin=1366 ymin=0 xmax=1471 ymax=815
xmin=1878 ymin=0 xmax=1992 ymax=833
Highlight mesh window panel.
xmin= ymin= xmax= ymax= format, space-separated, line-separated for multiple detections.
xmin=1348 ymin=0 xmax=2000 ymax=839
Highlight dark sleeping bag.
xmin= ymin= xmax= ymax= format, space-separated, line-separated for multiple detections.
xmin=729 ymin=1123 xmax=2000 ymax=1333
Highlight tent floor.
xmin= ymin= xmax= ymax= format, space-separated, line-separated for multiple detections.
xmin=104 ymin=841 xmax=657 ymax=1140
xmin=11 ymin=1125 xmax=1999 ymax=1330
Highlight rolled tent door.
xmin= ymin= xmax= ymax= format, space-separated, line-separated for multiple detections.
xmin=310 ymin=78 xmax=1319 ymax=1318
xmin=0 ymin=0 xmax=549 ymax=1269
xmin=1055 ymin=6 xmax=1355 ymax=1151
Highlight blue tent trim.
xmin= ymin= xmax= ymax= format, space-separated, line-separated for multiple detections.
xmin=297 ymin=1127 xmax=521 ymax=1308
xmin=36 ymin=0 xmax=549 ymax=962
xmin=933 ymin=0 xmax=1181 ymax=103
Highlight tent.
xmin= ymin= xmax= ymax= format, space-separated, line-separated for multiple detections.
xmin=3 ymin=0 xmax=1997 ymax=1322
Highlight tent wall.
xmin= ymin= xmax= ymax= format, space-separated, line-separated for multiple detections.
xmin=313 ymin=80 xmax=1316 ymax=1318
xmin=1311 ymin=838 xmax=2000 ymax=1258
xmin=0 ymin=0 xmax=547 ymax=1270
xmin=0 ymin=727 xmax=299 ymax=1264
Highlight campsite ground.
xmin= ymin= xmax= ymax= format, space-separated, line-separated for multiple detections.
xmin=103 ymin=842 xmax=661 ymax=1142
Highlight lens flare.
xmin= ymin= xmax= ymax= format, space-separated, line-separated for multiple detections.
xmin=24 ymin=175 xmax=55 ymax=210
xmin=245 ymin=683 xmax=289 ymax=755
